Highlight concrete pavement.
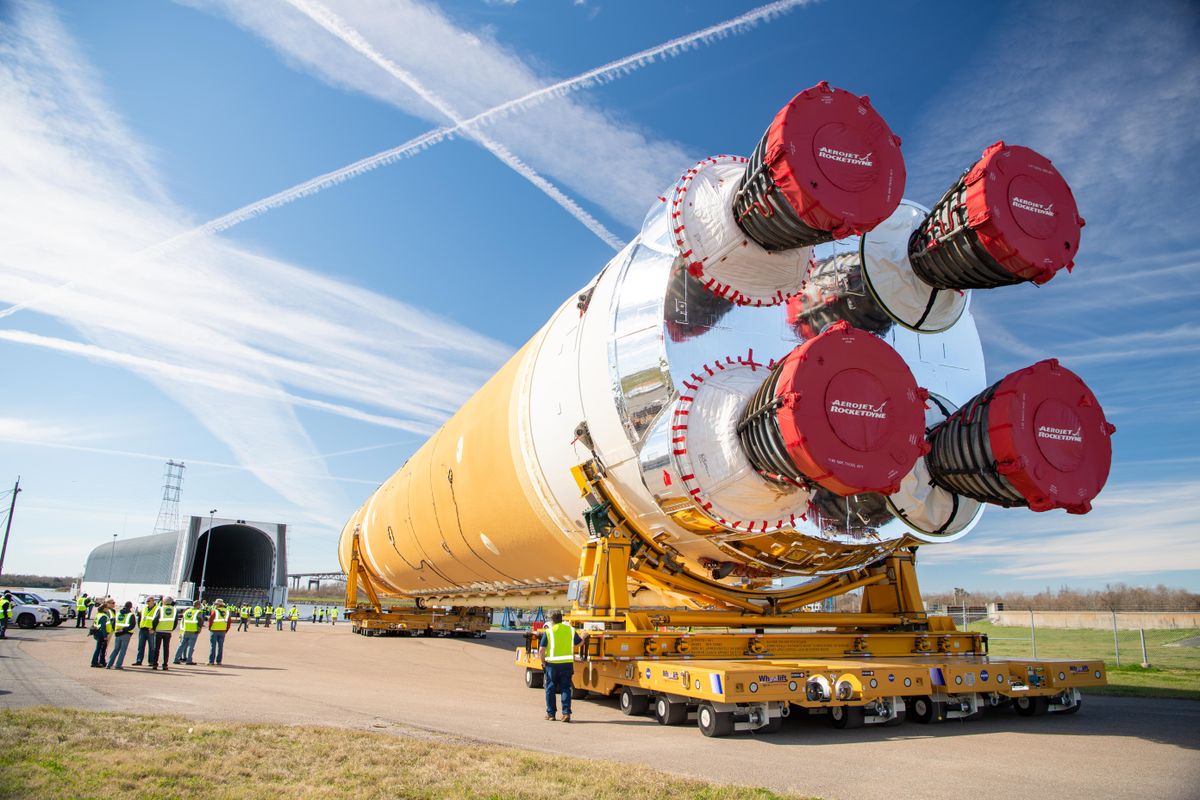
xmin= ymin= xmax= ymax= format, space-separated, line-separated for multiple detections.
xmin=4 ymin=624 xmax=1198 ymax=800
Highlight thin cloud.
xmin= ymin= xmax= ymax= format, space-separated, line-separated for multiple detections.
xmin=0 ymin=2 xmax=508 ymax=523
xmin=2 ymin=0 xmax=806 ymax=322
xmin=184 ymin=0 xmax=803 ymax=226
xmin=283 ymin=0 xmax=624 ymax=250
xmin=922 ymin=480 xmax=1200 ymax=579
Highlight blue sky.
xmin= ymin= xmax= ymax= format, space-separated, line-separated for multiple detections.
xmin=1 ymin=0 xmax=1197 ymax=593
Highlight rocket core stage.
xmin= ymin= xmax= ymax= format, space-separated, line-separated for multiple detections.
xmin=340 ymin=82 xmax=1114 ymax=607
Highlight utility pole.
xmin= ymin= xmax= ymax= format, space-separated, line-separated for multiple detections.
xmin=198 ymin=509 xmax=217 ymax=602
xmin=0 ymin=476 xmax=21 ymax=578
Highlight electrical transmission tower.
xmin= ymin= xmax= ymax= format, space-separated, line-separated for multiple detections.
xmin=153 ymin=460 xmax=186 ymax=534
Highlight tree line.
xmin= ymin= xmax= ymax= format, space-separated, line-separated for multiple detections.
xmin=0 ymin=573 xmax=74 ymax=590
xmin=923 ymin=582 xmax=1200 ymax=611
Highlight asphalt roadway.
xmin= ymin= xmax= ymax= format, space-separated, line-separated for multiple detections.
xmin=2 ymin=624 xmax=1197 ymax=800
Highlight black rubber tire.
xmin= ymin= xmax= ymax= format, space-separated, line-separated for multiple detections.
xmin=620 ymin=687 xmax=649 ymax=716
xmin=654 ymin=696 xmax=689 ymax=725
xmin=910 ymin=696 xmax=944 ymax=724
xmin=16 ymin=613 xmax=34 ymax=630
xmin=571 ymin=685 xmax=588 ymax=700
xmin=697 ymin=703 xmax=734 ymax=738
xmin=829 ymin=705 xmax=866 ymax=729
xmin=1014 ymin=696 xmax=1050 ymax=717
xmin=47 ymin=610 xmax=61 ymax=626
xmin=1055 ymin=696 xmax=1083 ymax=715
xmin=883 ymin=709 xmax=907 ymax=726
xmin=525 ymin=668 xmax=544 ymax=689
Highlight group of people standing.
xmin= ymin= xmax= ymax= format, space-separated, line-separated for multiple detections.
xmin=88 ymin=596 xmax=235 ymax=670
xmin=86 ymin=596 xmax=343 ymax=669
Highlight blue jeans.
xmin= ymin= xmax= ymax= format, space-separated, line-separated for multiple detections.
xmin=135 ymin=627 xmax=152 ymax=663
xmin=174 ymin=631 xmax=198 ymax=662
xmin=0 ymin=616 xmax=8 ymax=637
xmin=90 ymin=634 xmax=108 ymax=667
xmin=544 ymin=662 xmax=574 ymax=717
xmin=208 ymin=631 xmax=226 ymax=664
xmin=107 ymin=633 xmax=131 ymax=668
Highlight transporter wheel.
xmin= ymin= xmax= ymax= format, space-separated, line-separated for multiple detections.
xmin=910 ymin=696 xmax=944 ymax=724
xmin=1014 ymin=696 xmax=1050 ymax=717
xmin=619 ymin=687 xmax=649 ymax=716
xmin=654 ymin=696 xmax=689 ymax=725
xmin=1055 ymin=696 xmax=1083 ymax=715
xmin=524 ymin=668 xmax=544 ymax=689
xmin=16 ymin=613 xmax=34 ymax=630
xmin=829 ymin=705 xmax=865 ymax=729
xmin=697 ymin=703 xmax=734 ymax=738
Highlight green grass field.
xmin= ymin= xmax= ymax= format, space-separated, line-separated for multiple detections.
xmin=0 ymin=708 xmax=807 ymax=800
xmin=966 ymin=621 xmax=1200 ymax=700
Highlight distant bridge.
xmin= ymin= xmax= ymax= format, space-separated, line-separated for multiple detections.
xmin=287 ymin=571 xmax=347 ymax=590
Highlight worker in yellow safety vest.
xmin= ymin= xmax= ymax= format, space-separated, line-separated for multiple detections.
xmin=238 ymin=604 xmax=250 ymax=632
xmin=208 ymin=599 xmax=230 ymax=665
xmin=0 ymin=591 xmax=14 ymax=639
xmin=147 ymin=597 xmax=178 ymax=671
xmin=90 ymin=599 xmax=115 ymax=668
xmin=273 ymin=605 xmax=284 ymax=630
xmin=253 ymin=604 xmax=263 ymax=627
xmin=173 ymin=601 xmax=203 ymax=665
xmin=538 ymin=611 xmax=583 ymax=722
xmin=133 ymin=596 xmax=157 ymax=665
xmin=288 ymin=605 xmax=299 ymax=631
xmin=329 ymin=606 xmax=338 ymax=626
xmin=107 ymin=601 xmax=137 ymax=669
xmin=75 ymin=593 xmax=90 ymax=628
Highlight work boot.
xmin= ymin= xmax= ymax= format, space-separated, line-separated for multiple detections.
xmin=561 ymin=714 xmax=571 ymax=723
xmin=544 ymin=713 xmax=555 ymax=721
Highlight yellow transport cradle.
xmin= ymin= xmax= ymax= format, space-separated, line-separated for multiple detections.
xmin=513 ymin=462 xmax=1105 ymax=736
xmin=344 ymin=534 xmax=491 ymax=638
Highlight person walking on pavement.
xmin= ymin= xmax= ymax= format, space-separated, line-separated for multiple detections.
xmin=288 ymin=605 xmax=299 ymax=632
xmin=539 ymin=611 xmax=582 ymax=722
xmin=89 ymin=599 xmax=115 ymax=668
xmin=252 ymin=603 xmax=262 ymax=628
xmin=173 ymin=601 xmax=203 ymax=665
xmin=133 ymin=596 xmax=157 ymax=665
xmin=207 ymin=600 xmax=230 ymax=665
xmin=329 ymin=606 xmax=338 ymax=626
xmin=274 ymin=605 xmax=284 ymax=630
xmin=237 ymin=604 xmax=250 ymax=632
xmin=148 ymin=596 xmax=178 ymax=671
xmin=106 ymin=601 xmax=136 ymax=669
xmin=75 ymin=593 xmax=90 ymax=628
xmin=0 ymin=591 xmax=14 ymax=639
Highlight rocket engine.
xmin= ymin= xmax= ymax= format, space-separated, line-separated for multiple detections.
xmin=339 ymin=82 xmax=1114 ymax=607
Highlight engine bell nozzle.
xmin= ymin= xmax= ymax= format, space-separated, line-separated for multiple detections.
xmin=925 ymin=359 xmax=1114 ymax=514
xmin=737 ymin=321 xmax=929 ymax=496
xmin=733 ymin=81 xmax=906 ymax=251
xmin=908 ymin=141 xmax=1085 ymax=288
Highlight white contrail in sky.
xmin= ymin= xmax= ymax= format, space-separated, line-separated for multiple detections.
xmin=0 ymin=328 xmax=434 ymax=435
xmin=0 ymin=0 xmax=805 ymax=321
xmin=284 ymin=0 xmax=625 ymax=251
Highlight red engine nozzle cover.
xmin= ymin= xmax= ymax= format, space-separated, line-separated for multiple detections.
xmin=988 ymin=359 xmax=1114 ymax=513
xmin=772 ymin=321 xmax=928 ymax=496
xmin=765 ymin=81 xmax=906 ymax=240
xmin=964 ymin=142 xmax=1085 ymax=284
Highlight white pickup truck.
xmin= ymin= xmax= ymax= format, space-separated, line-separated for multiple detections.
xmin=6 ymin=591 xmax=70 ymax=626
